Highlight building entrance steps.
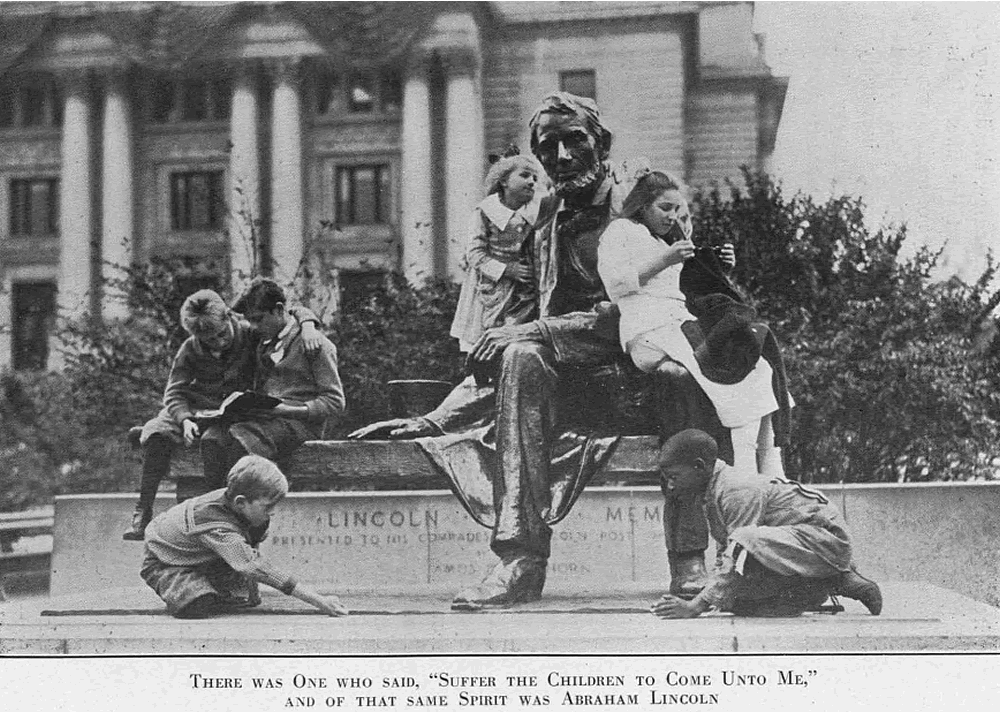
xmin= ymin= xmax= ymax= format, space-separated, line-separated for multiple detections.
xmin=2 ymin=581 xmax=999 ymax=654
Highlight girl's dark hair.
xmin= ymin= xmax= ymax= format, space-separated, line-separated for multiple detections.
xmin=618 ymin=171 xmax=686 ymax=221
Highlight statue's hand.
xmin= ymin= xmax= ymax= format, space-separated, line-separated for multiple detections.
xmin=470 ymin=323 xmax=539 ymax=363
xmin=347 ymin=417 xmax=434 ymax=440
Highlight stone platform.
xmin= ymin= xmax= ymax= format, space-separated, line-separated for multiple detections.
xmin=2 ymin=581 xmax=999 ymax=654
xmin=50 ymin=483 xmax=1000 ymax=606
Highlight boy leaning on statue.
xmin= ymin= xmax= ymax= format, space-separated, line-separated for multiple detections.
xmin=141 ymin=454 xmax=347 ymax=618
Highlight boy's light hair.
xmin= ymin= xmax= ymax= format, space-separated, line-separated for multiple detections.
xmin=226 ymin=455 xmax=289 ymax=501
xmin=180 ymin=289 xmax=230 ymax=336
xmin=659 ymin=429 xmax=718 ymax=474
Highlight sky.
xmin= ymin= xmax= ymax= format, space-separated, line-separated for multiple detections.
xmin=753 ymin=1 xmax=1000 ymax=281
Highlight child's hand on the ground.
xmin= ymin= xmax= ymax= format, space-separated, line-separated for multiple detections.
xmin=665 ymin=240 xmax=695 ymax=267
xmin=719 ymin=243 xmax=736 ymax=269
xmin=504 ymin=261 xmax=533 ymax=284
xmin=300 ymin=322 xmax=324 ymax=354
xmin=321 ymin=595 xmax=349 ymax=617
xmin=650 ymin=593 xmax=701 ymax=619
xmin=182 ymin=419 xmax=200 ymax=446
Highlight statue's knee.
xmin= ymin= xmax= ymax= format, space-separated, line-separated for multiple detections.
xmin=501 ymin=341 xmax=548 ymax=369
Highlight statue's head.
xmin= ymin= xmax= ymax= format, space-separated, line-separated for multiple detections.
xmin=529 ymin=92 xmax=613 ymax=201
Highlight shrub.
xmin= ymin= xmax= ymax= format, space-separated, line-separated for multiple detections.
xmin=328 ymin=273 xmax=464 ymax=436
xmin=3 ymin=170 xmax=999 ymax=510
xmin=694 ymin=168 xmax=1000 ymax=482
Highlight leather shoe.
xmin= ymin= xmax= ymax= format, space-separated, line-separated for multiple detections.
xmin=122 ymin=506 xmax=152 ymax=541
xmin=834 ymin=567 xmax=882 ymax=615
xmin=452 ymin=555 xmax=546 ymax=611
xmin=668 ymin=551 xmax=707 ymax=599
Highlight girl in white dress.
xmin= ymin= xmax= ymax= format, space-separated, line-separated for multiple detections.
xmin=597 ymin=170 xmax=784 ymax=476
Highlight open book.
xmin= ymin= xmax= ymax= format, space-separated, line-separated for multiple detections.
xmin=192 ymin=391 xmax=281 ymax=426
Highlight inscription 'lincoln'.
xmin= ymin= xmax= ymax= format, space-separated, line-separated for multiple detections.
xmin=327 ymin=509 xmax=439 ymax=528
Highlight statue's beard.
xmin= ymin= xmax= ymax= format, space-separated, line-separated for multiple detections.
xmin=552 ymin=163 xmax=604 ymax=199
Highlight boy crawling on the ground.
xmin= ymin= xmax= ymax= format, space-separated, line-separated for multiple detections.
xmin=141 ymin=454 xmax=347 ymax=619
xmin=651 ymin=429 xmax=882 ymax=619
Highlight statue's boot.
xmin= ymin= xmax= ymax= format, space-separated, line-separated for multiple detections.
xmin=451 ymin=554 xmax=547 ymax=611
xmin=668 ymin=550 xmax=707 ymax=600
xmin=833 ymin=567 xmax=883 ymax=615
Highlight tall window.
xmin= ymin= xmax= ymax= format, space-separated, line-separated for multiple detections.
xmin=9 ymin=178 xmax=59 ymax=236
xmin=335 ymin=165 xmax=390 ymax=225
xmin=559 ymin=69 xmax=597 ymax=101
xmin=170 ymin=171 xmax=224 ymax=231
xmin=313 ymin=68 xmax=402 ymax=116
xmin=148 ymin=76 xmax=232 ymax=123
xmin=0 ymin=77 xmax=62 ymax=129
xmin=12 ymin=281 xmax=56 ymax=371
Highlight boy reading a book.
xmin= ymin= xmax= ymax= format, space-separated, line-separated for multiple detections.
xmin=141 ymin=454 xmax=347 ymax=618
xmin=124 ymin=289 xmax=323 ymax=540
xmin=199 ymin=279 xmax=345 ymax=485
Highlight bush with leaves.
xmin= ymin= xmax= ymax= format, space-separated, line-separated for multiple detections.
xmin=694 ymin=168 xmax=1000 ymax=482
xmin=0 ymin=262 xmax=461 ymax=509
xmin=328 ymin=273 xmax=464 ymax=437
xmin=0 ymin=257 xmax=223 ymax=510
xmin=4 ymin=169 xmax=1000 ymax=510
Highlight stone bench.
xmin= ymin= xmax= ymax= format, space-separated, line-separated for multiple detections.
xmin=0 ymin=508 xmax=54 ymax=600
xmin=127 ymin=426 xmax=663 ymax=489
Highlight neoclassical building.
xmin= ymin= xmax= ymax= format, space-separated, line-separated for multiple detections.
xmin=0 ymin=1 xmax=785 ymax=371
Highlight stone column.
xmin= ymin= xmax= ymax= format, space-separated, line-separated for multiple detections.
xmin=400 ymin=55 xmax=434 ymax=285
xmin=57 ymin=70 xmax=94 ymax=320
xmin=268 ymin=58 xmax=305 ymax=289
xmin=100 ymin=69 xmax=133 ymax=320
xmin=439 ymin=33 xmax=484 ymax=281
xmin=228 ymin=64 xmax=261 ymax=290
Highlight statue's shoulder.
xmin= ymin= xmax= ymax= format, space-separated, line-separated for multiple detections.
xmin=535 ymin=193 xmax=560 ymax=226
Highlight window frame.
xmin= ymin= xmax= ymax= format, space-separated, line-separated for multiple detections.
xmin=168 ymin=169 xmax=226 ymax=232
xmin=10 ymin=279 xmax=57 ymax=371
xmin=8 ymin=176 xmax=59 ymax=238
xmin=145 ymin=73 xmax=232 ymax=125
xmin=310 ymin=66 xmax=403 ymax=119
xmin=0 ymin=74 xmax=63 ymax=132
xmin=333 ymin=163 xmax=392 ymax=227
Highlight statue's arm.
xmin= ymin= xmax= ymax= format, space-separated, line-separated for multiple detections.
xmin=348 ymin=376 xmax=494 ymax=440
xmin=535 ymin=305 xmax=620 ymax=367
xmin=423 ymin=376 xmax=496 ymax=433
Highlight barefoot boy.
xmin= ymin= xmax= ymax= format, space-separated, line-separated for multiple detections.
xmin=141 ymin=454 xmax=347 ymax=618
xmin=651 ymin=429 xmax=882 ymax=619
xmin=124 ymin=290 xmax=323 ymax=540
